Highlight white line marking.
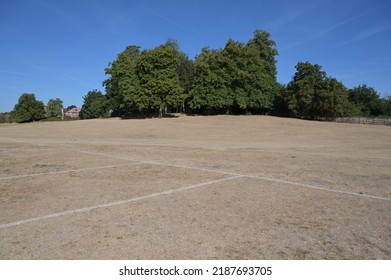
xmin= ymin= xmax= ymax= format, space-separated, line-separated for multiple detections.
xmin=243 ymin=175 xmax=391 ymax=202
xmin=0 ymin=175 xmax=242 ymax=230
xmin=0 ymin=163 xmax=139 ymax=180
xmin=57 ymin=147 xmax=134 ymax=161
xmin=0 ymin=148 xmax=60 ymax=153
xmin=57 ymin=147 xmax=242 ymax=176
xmin=57 ymin=147 xmax=391 ymax=203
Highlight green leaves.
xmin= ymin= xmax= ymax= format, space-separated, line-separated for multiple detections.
xmin=286 ymin=62 xmax=349 ymax=120
xmin=47 ymin=98 xmax=63 ymax=118
xmin=348 ymin=85 xmax=382 ymax=116
xmin=136 ymin=45 xmax=184 ymax=115
xmin=189 ymin=30 xmax=279 ymax=114
xmin=101 ymin=30 xmax=386 ymax=119
xmin=80 ymin=90 xmax=109 ymax=119
xmin=103 ymin=44 xmax=185 ymax=117
xmin=13 ymin=93 xmax=46 ymax=123
xmin=103 ymin=45 xmax=141 ymax=116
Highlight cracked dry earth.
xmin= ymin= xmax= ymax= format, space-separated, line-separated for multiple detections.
xmin=0 ymin=115 xmax=390 ymax=259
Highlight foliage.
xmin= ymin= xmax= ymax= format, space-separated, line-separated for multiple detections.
xmin=379 ymin=96 xmax=391 ymax=116
xmin=348 ymin=85 xmax=382 ymax=116
xmin=13 ymin=93 xmax=46 ymax=123
xmin=164 ymin=39 xmax=195 ymax=112
xmin=188 ymin=47 xmax=232 ymax=114
xmin=66 ymin=105 xmax=77 ymax=110
xmin=136 ymin=44 xmax=184 ymax=117
xmin=189 ymin=30 xmax=278 ymax=114
xmin=0 ymin=111 xmax=16 ymax=123
xmin=100 ymin=30 xmax=386 ymax=120
xmin=286 ymin=62 xmax=349 ymax=120
xmin=7 ymin=30 xmax=388 ymax=122
xmin=80 ymin=90 xmax=109 ymax=119
xmin=103 ymin=45 xmax=141 ymax=116
xmin=47 ymin=98 xmax=63 ymax=118
xmin=271 ymin=83 xmax=290 ymax=116
xmin=103 ymin=42 xmax=188 ymax=117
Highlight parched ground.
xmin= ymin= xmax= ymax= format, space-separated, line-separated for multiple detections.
xmin=0 ymin=115 xmax=390 ymax=259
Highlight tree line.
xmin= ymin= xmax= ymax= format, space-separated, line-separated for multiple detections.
xmin=2 ymin=29 xmax=390 ymax=123
xmin=83 ymin=29 xmax=391 ymax=119
xmin=0 ymin=95 xmax=78 ymax=123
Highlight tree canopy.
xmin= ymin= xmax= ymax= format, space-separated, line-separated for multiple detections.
xmin=103 ymin=42 xmax=186 ymax=117
xmin=189 ymin=30 xmax=278 ymax=114
xmin=8 ymin=29 xmax=389 ymax=123
xmin=136 ymin=44 xmax=184 ymax=117
xmin=13 ymin=93 xmax=46 ymax=123
xmin=99 ymin=30 xmax=388 ymax=119
xmin=104 ymin=45 xmax=141 ymax=116
xmin=47 ymin=98 xmax=63 ymax=118
xmin=286 ymin=62 xmax=349 ymax=120
xmin=348 ymin=85 xmax=382 ymax=116
xmin=80 ymin=90 xmax=109 ymax=119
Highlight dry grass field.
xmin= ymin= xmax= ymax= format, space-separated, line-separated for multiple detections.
xmin=0 ymin=115 xmax=390 ymax=259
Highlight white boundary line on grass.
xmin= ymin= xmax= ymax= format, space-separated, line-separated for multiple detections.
xmin=57 ymin=147 xmax=391 ymax=203
xmin=0 ymin=175 xmax=242 ymax=230
xmin=0 ymin=163 xmax=140 ymax=180
xmin=243 ymin=174 xmax=391 ymax=202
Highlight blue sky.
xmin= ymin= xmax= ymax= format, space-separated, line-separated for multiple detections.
xmin=1 ymin=0 xmax=390 ymax=112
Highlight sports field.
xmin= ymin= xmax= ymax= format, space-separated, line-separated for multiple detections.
xmin=0 ymin=115 xmax=390 ymax=259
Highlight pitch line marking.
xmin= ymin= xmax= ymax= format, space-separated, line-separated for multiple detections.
xmin=0 ymin=163 xmax=140 ymax=180
xmin=57 ymin=147 xmax=391 ymax=203
xmin=0 ymin=175 xmax=242 ymax=230
xmin=243 ymin=174 xmax=391 ymax=202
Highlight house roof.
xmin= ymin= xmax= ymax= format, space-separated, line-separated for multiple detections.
xmin=66 ymin=108 xmax=81 ymax=113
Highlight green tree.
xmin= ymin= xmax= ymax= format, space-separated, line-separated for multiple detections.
xmin=189 ymin=30 xmax=279 ymax=114
xmin=380 ymin=96 xmax=391 ymax=116
xmin=247 ymin=30 xmax=278 ymax=81
xmin=272 ymin=83 xmax=290 ymax=116
xmin=47 ymin=98 xmax=63 ymax=118
xmin=66 ymin=105 xmax=77 ymax=110
xmin=0 ymin=111 xmax=16 ymax=123
xmin=136 ymin=44 xmax=184 ymax=117
xmin=165 ymin=39 xmax=195 ymax=112
xmin=189 ymin=47 xmax=233 ymax=114
xmin=348 ymin=85 xmax=382 ymax=116
xmin=80 ymin=90 xmax=109 ymax=119
xmin=103 ymin=45 xmax=141 ymax=116
xmin=286 ymin=62 xmax=348 ymax=120
xmin=13 ymin=93 xmax=46 ymax=123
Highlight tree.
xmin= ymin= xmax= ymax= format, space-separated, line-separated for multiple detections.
xmin=0 ymin=111 xmax=16 ymax=123
xmin=136 ymin=44 xmax=184 ymax=117
xmin=348 ymin=85 xmax=382 ymax=116
xmin=286 ymin=62 xmax=348 ymax=120
xmin=247 ymin=30 xmax=278 ymax=81
xmin=164 ymin=40 xmax=195 ymax=112
xmin=47 ymin=98 xmax=63 ymax=118
xmin=13 ymin=93 xmax=46 ymax=123
xmin=103 ymin=45 xmax=141 ymax=116
xmin=66 ymin=105 xmax=77 ymax=110
xmin=189 ymin=30 xmax=279 ymax=114
xmin=271 ymin=83 xmax=290 ymax=116
xmin=380 ymin=96 xmax=391 ymax=116
xmin=315 ymin=77 xmax=349 ymax=119
xmin=80 ymin=90 xmax=109 ymax=119
xmin=188 ymin=47 xmax=233 ymax=114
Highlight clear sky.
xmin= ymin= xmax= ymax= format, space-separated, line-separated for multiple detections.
xmin=1 ymin=0 xmax=390 ymax=112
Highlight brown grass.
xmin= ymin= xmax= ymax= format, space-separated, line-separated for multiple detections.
xmin=0 ymin=115 xmax=390 ymax=259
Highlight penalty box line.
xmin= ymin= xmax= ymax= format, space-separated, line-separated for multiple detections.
xmin=57 ymin=147 xmax=391 ymax=203
xmin=0 ymin=175 xmax=243 ymax=230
